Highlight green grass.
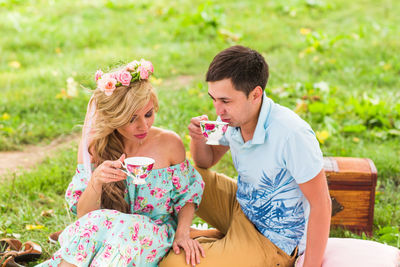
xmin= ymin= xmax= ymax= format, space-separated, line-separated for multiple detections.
xmin=0 ymin=0 xmax=399 ymax=264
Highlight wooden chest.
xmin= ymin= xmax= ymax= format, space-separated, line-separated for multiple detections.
xmin=323 ymin=157 xmax=378 ymax=236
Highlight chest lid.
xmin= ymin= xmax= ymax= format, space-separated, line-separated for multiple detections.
xmin=323 ymin=157 xmax=377 ymax=186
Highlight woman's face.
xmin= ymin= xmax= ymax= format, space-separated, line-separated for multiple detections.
xmin=117 ymin=99 xmax=155 ymax=142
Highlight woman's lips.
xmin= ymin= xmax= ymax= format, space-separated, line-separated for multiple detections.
xmin=134 ymin=133 xmax=147 ymax=139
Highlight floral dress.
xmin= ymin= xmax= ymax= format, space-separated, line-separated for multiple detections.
xmin=36 ymin=160 xmax=204 ymax=267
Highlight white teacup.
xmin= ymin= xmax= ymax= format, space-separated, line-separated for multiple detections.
xmin=120 ymin=157 xmax=155 ymax=185
xmin=200 ymin=120 xmax=228 ymax=145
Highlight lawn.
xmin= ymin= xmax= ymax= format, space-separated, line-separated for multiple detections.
xmin=0 ymin=0 xmax=399 ymax=265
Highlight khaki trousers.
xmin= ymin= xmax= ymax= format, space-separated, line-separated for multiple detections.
xmin=159 ymin=167 xmax=297 ymax=267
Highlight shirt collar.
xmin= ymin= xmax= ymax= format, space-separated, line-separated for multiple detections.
xmin=230 ymin=92 xmax=273 ymax=146
xmin=248 ymin=92 xmax=273 ymax=145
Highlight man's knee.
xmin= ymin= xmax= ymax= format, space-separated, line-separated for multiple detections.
xmin=194 ymin=166 xmax=215 ymax=183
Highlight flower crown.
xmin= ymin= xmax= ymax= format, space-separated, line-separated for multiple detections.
xmin=95 ymin=59 xmax=154 ymax=96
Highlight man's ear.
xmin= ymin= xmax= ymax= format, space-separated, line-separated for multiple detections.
xmin=250 ymin=86 xmax=263 ymax=102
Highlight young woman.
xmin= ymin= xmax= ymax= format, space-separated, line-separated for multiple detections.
xmin=37 ymin=60 xmax=205 ymax=267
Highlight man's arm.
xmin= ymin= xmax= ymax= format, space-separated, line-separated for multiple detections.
xmin=298 ymin=169 xmax=332 ymax=267
xmin=188 ymin=115 xmax=229 ymax=168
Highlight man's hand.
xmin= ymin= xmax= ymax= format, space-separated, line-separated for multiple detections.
xmin=188 ymin=115 xmax=208 ymax=142
xmin=172 ymin=232 xmax=205 ymax=266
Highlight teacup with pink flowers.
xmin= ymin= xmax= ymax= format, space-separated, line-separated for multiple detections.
xmin=200 ymin=120 xmax=228 ymax=145
xmin=120 ymin=157 xmax=155 ymax=185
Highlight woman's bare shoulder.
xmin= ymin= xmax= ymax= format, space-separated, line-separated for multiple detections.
xmin=152 ymin=127 xmax=185 ymax=164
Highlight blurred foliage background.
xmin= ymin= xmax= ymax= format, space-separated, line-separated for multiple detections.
xmin=0 ymin=0 xmax=399 ymax=264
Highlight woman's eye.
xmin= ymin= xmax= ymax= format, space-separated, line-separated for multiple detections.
xmin=130 ymin=116 xmax=137 ymax=123
xmin=145 ymin=111 xmax=153 ymax=118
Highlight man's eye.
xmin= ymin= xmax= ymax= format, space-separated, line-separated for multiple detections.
xmin=222 ymin=100 xmax=229 ymax=104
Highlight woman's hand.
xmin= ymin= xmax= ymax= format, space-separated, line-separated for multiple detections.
xmin=90 ymin=154 xmax=127 ymax=189
xmin=172 ymin=231 xmax=205 ymax=266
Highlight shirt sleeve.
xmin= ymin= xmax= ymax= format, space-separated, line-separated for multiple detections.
xmin=283 ymin=127 xmax=324 ymax=184
xmin=64 ymin=164 xmax=90 ymax=215
xmin=170 ymin=160 xmax=205 ymax=215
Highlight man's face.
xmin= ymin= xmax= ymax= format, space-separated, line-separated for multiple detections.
xmin=208 ymin=78 xmax=254 ymax=128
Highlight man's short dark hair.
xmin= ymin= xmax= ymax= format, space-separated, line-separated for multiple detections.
xmin=206 ymin=45 xmax=269 ymax=96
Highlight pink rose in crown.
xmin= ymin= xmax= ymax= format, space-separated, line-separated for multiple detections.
xmin=109 ymin=72 xmax=118 ymax=80
xmin=141 ymin=60 xmax=154 ymax=73
xmin=140 ymin=174 xmax=148 ymax=179
xmin=138 ymin=66 xmax=149 ymax=79
xmin=205 ymin=123 xmax=215 ymax=131
xmin=98 ymin=75 xmax=117 ymax=96
xmin=126 ymin=61 xmax=139 ymax=71
xmin=117 ymin=70 xmax=132 ymax=86
xmin=95 ymin=70 xmax=103 ymax=81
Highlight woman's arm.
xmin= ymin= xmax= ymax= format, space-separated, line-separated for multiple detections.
xmin=173 ymin=203 xmax=205 ymax=266
xmin=76 ymin=155 xmax=127 ymax=218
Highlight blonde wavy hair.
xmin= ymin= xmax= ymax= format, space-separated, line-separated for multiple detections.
xmin=89 ymin=80 xmax=159 ymax=213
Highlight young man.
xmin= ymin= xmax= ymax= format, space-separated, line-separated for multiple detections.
xmin=161 ymin=46 xmax=331 ymax=267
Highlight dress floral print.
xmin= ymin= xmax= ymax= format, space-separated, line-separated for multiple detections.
xmin=36 ymin=160 xmax=204 ymax=267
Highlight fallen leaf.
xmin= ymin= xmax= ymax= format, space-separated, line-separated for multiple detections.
xmin=56 ymin=89 xmax=68 ymax=99
xmin=9 ymin=61 xmax=21 ymax=68
xmin=316 ymin=130 xmax=330 ymax=144
xmin=150 ymin=76 xmax=163 ymax=85
xmin=1 ymin=113 xmax=10 ymax=120
xmin=41 ymin=209 xmax=54 ymax=217
xmin=314 ymin=81 xmax=330 ymax=92
xmin=26 ymin=224 xmax=45 ymax=231
xmin=11 ymin=233 xmax=21 ymax=239
xmin=300 ymin=28 xmax=311 ymax=35
xmin=66 ymin=77 xmax=78 ymax=97
xmin=294 ymin=100 xmax=308 ymax=114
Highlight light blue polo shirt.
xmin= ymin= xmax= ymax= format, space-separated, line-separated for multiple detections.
xmin=218 ymin=93 xmax=323 ymax=255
